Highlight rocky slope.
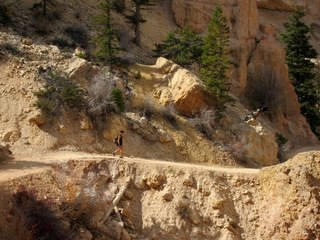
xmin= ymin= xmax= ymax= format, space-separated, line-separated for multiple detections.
xmin=0 ymin=0 xmax=320 ymax=239
xmin=0 ymin=151 xmax=319 ymax=240
xmin=170 ymin=0 xmax=319 ymax=148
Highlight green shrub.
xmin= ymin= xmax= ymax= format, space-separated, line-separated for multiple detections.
xmin=35 ymin=98 xmax=56 ymax=116
xmin=112 ymin=88 xmax=125 ymax=112
xmin=154 ymin=27 xmax=203 ymax=67
xmin=76 ymin=52 xmax=88 ymax=59
xmin=35 ymin=69 xmax=87 ymax=116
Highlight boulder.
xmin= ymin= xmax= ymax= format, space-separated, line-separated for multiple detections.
xmin=65 ymin=57 xmax=99 ymax=87
xmin=154 ymin=57 xmax=208 ymax=117
xmin=169 ymin=68 xmax=207 ymax=117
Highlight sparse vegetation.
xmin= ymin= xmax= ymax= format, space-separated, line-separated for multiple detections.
xmin=161 ymin=105 xmax=178 ymax=128
xmin=35 ymin=69 xmax=87 ymax=117
xmin=87 ymin=69 xmax=117 ymax=128
xmin=75 ymin=51 xmax=88 ymax=59
xmin=141 ymin=98 xmax=155 ymax=119
xmin=190 ymin=110 xmax=216 ymax=140
xmin=246 ymin=67 xmax=282 ymax=114
xmin=31 ymin=15 xmax=50 ymax=35
xmin=0 ymin=43 xmax=22 ymax=56
xmin=112 ymin=88 xmax=125 ymax=112
xmin=134 ymin=70 xmax=142 ymax=79
xmin=31 ymin=0 xmax=53 ymax=16
xmin=154 ymin=27 xmax=203 ymax=68
xmin=9 ymin=186 xmax=69 ymax=240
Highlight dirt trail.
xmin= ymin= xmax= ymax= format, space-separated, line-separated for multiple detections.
xmin=0 ymin=151 xmax=260 ymax=182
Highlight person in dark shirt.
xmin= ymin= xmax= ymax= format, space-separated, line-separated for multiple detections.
xmin=112 ymin=130 xmax=125 ymax=158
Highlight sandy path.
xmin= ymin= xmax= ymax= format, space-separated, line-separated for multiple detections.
xmin=0 ymin=151 xmax=260 ymax=182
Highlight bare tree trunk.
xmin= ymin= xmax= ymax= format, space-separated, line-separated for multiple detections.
xmin=135 ymin=0 xmax=141 ymax=47
xmin=106 ymin=0 xmax=112 ymax=68
xmin=100 ymin=180 xmax=130 ymax=224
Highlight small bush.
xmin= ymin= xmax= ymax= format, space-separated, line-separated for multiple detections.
xmin=10 ymin=186 xmax=69 ymax=240
xmin=0 ymin=5 xmax=10 ymax=24
xmin=64 ymin=26 xmax=88 ymax=46
xmin=87 ymin=69 xmax=117 ymax=130
xmin=142 ymin=99 xmax=155 ymax=119
xmin=76 ymin=51 xmax=88 ymax=59
xmin=189 ymin=110 xmax=216 ymax=140
xmin=35 ymin=69 xmax=87 ymax=116
xmin=112 ymin=88 xmax=125 ymax=112
xmin=35 ymin=98 xmax=56 ymax=116
xmin=161 ymin=105 xmax=178 ymax=128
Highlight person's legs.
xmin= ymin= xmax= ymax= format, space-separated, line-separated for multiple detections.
xmin=119 ymin=146 xmax=124 ymax=158
xmin=113 ymin=145 xmax=120 ymax=156
xmin=112 ymin=145 xmax=124 ymax=158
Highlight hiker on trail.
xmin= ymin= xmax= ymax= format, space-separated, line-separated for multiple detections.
xmin=112 ymin=130 xmax=125 ymax=158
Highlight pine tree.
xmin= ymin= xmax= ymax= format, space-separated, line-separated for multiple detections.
xmin=280 ymin=10 xmax=320 ymax=138
xmin=93 ymin=0 xmax=118 ymax=67
xmin=200 ymin=6 xmax=232 ymax=111
xmin=126 ymin=0 xmax=152 ymax=47
xmin=154 ymin=27 xmax=203 ymax=67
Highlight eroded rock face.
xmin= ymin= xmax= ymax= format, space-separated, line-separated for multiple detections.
xmin=3 ymin=152 xmax=318 ymax=240
xmin=245 ymin=37 xmax=319 ymax=146
xmin=171 ymin=0 xmax=259 ymax=96
xmin=171 ymin=0 xmax=319 ymax=147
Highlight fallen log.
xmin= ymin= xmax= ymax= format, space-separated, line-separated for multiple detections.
xmin=100 ymin=179 xmax=130 ymax=224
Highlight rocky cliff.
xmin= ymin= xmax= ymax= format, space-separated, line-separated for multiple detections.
xmin=1 ymin=151 xmax=319 ymax=240
xmin=170 ymin=0 xmax=319 ymax=147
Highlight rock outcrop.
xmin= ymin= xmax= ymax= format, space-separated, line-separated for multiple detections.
xmin=65 ymin=57 xmax=99 ymax=88
xmin=170 ymin=0 xmax=320 ymax=147
xmin=2 ymin=152 xmax=319 ymax=239
xmin=245 ymin=35 xmax=318 ymax=146
xmin=148 ymin=57 xmax=208 ymax=117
